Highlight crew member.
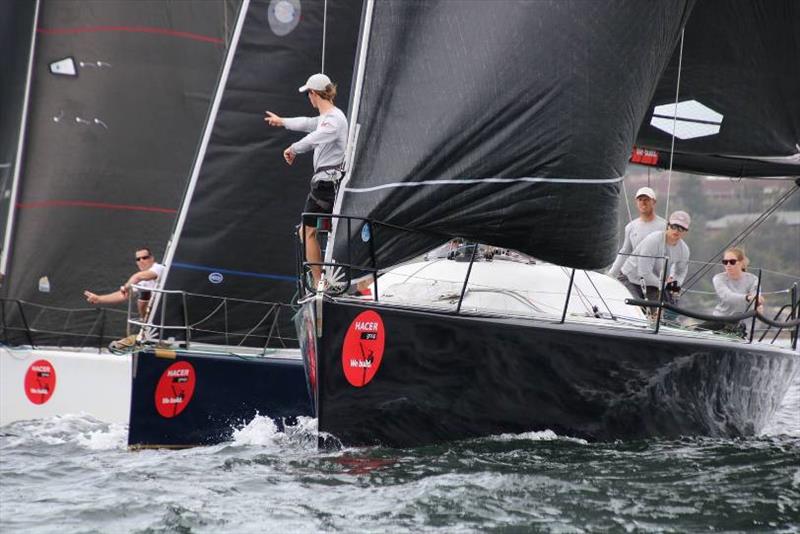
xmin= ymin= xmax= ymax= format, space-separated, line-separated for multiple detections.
xmin=264 ymin=73 xmax=348 ymax=288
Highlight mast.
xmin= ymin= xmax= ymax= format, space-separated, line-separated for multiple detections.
xmin=0 ymin=0 xmax=40 ymax=281
xmin=325 ymin=0 xmax=375 ymax=264
xmin=153 ymin=0 xmax=251 ymax=312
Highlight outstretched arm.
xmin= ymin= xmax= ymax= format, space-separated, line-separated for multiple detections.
xmin=84 ymin=289 xmax=126 ymax=306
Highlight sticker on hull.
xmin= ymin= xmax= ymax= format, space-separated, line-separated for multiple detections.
xmin=341 ymin=310 xmax=385 ymax=387
xmin=154 ymin=361 xmax=197 ymax=418
xmin=24 ymin=359 xmax=57 ymax=404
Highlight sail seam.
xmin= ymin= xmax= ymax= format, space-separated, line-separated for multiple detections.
xmin=344 ymin=176 xmax=623 ymax=193
xmin=36 ymin=26 xmax=224 ymax=44
xmin=171 ymin=262 xmax=295 ymax=282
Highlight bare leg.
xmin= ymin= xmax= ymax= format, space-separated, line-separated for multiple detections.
xmin=301 ymin=224 xmax=323 ymax=286
xmin=137 ymin=299 xmax=148 ymax=320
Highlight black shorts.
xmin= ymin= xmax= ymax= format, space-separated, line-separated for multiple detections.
xmin=303 ymin=180 xmax=336 ymax=226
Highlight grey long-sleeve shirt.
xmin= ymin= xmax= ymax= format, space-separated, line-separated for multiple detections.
xmin=621 ymin=230 xmax=690 ymax=287
xmin=608 ymin=216 xmax=667 ymax=278
xmin=283 ymin=107 xmax=348 ymax=172
xmin=712 ymin=271 xmax=758 ymax=317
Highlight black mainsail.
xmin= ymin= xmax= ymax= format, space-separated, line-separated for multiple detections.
xmin=1 ymin=0 xmax=238 ymax=345
xmin=332 ymin=0 xmax=694 ymax=273
xmin=633 ymin=0 xmax=800 ymax=178
xmin=158 ymin=0 xmax=362 ymax=346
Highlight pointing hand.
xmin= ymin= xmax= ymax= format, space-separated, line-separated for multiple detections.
xmin=265 ymin=111 xmax=283 ymax=127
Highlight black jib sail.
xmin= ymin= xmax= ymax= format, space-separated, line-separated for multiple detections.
xmin=159 ymin=0 xmax=362 ymax=346
xmin=633 ymin=0 xmax=800 ymax=178
xmin=332 ymin=0 xmax=694 ymax=273
xmin=1 ymin=0 xmax=238 ymax=346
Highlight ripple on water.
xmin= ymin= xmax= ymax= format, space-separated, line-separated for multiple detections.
xmin=1 ymin=377 xmax=798 ymax=533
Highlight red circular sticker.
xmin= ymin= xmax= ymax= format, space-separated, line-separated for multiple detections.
xmin=24 ymin=359 xmax=57 ymax=405
xmin=341 ymin=310 xmax=385 ymax=387
xmin=154 ymin=361 xmax=196 ymax=418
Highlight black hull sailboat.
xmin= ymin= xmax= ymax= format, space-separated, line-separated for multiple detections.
xmin=129 ymin=346 xmax=310 ymax=448
xmin=297 ymin=0 xmax=800 ymax=448
xmin=299 ymin=298 xmax=797 ymax=447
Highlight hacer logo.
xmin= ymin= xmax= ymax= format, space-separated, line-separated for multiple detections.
xmin=650 ymin=100 xmax=723 ymax=140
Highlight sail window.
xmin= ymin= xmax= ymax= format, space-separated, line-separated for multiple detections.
xmin=268 ymin=0 xmax=301 ymax=36
xmin=49 ymin=57 xmax=76 ymax=77
xmin=650 ymin=100 xmax=723 ymax=140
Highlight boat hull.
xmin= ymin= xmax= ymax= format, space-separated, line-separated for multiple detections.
xmin=300 ymin=299 xmax=799 ymax=447
xmin=0 ymin=348 xmax=131 ymax=426
xmin=128 ymin=348 xmax=312 ymax=448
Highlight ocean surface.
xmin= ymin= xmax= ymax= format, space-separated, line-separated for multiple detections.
xmin=1 ymin=379 xmax=798 ymax=533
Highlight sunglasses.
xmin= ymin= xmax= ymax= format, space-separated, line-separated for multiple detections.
xmin=135 ymin=255 xmax=151 ymax=261
xmin=668 ymin=223 xmax=688 ymax=233
xmin=721 ymin=259 xmax=738 ymax=265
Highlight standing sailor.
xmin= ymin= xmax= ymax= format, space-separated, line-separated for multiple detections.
xmin=608 ymin=187 xmax=666 ymax=279
xmin=264 ymin=73 xmax=348 ymax=287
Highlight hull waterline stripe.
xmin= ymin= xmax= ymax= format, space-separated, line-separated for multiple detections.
xmin=37 ymin=26 xmax=224 ymax=44
xmin=16 ymin=199 xmax=176 ymax=214
xmin=172 ymin=262 xmax=295 ymax=283
xmin=344 ymin=175 xmax=624 ymax=193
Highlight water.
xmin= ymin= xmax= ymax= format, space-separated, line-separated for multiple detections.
xmin=2 ymin=381 xmax=798 ymax=533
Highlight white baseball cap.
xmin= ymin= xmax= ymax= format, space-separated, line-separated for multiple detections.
xmin=635 ymin=186 xmax=656 ymax=200
xmin=298 ymin=73 xmax=332 ymax=93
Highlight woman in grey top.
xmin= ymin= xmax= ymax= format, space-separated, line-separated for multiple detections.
xmin=697 ymin=247 xmax=763 ymax=335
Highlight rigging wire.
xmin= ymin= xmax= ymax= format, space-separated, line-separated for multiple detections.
xmin=621 ymin=179 xmax=633 ymax=222
xmin=664 ymin=29 xmax=685 ymax=218
xmin=681 ymin=182 xmax=800 ymax=291
xmin=321 ymin=0 xmax=328 ymax=73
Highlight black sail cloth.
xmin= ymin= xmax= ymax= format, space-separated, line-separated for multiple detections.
xmin=634 ymin=0 xmax=800 ymax=178
xmin=333 ymin=0 xmax=694 ymax=273
xmin=1 ymin=0 xmax=237 ymax=345
xmin=160 ymin=0 xmax=362 ymax=346
xmin=0 ymin=0 xmax=37 ymax=247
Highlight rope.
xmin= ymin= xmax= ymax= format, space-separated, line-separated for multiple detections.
xmin=621 ymin=179 xmax=633 ymax=222
xmin=664 ymin=29 xmax=685 ymax=219
xmin=682 ymin=183 xmax=800 ymax=290
xmin=321 ymin=0 xmax=328 ymax=73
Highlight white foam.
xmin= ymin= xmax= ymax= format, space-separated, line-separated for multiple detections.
xmin=230 ymin=414 xmax=280 ymax=446
xmin=489 ymin=429 xmax=588 ymax=445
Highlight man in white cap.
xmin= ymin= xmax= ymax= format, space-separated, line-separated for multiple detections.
xmin=264 ymin=73 xmax=348 ymax=287
xmin=620 ymin=210 xmax=691 ymax=305
xmin=607 ymin=186 xmax=666 ymax=279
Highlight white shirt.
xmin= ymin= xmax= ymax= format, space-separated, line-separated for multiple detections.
xmin=608 ymin=215 xmax=666 ymax=278
xmin=136 ymin=262 xmax=164 ymax=292
xmin=284 ymin=107 xmax=348 ymax=172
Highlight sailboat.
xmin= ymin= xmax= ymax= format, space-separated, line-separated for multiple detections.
xmin=127 ymin=0 xmax=363 ymax=447
xmin=0 ymin=0 xmax=238 ymax=426
xmin=296 ymin=0 xmax=800 ymax=447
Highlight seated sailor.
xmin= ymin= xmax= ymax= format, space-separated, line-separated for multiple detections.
xmin=83 ymin=247 xmax=165 ymax=320
xmin=696 ymin=247 xmax=763 ymax=335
